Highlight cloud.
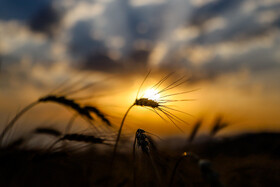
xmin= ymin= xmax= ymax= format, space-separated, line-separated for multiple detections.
xmin=62 ymin=2 xmax=105 ymax=29
xmin=29 ymin=3 xmax=62 ymax=36
xmin=68 ymin=20 xmax=105 ymax=58
xmin=80 ymin=52 xmax=122 ymax=72
xmin=0 ymin=21 xmax=48 ymax=57
xmin=130 ymin=0 xmax=166 ymax=7
xmin=0 ymin=0 xmax=50 ymax=21
xmin=78 ymin=49 xmax=150 ymax=74
xmin=189 ymin=0 xmax=243 ymax=27
xmin=0 ymin=0 xmax=280 ymax=83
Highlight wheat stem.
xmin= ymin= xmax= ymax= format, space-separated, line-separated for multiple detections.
xmin=0 ymin=101 xmax=39 ymax=145
xmin=147 ymin=153 xmax=163 ymax=187
xmin=169 ymin=156 xmax=185 ymax=187
xmin=132 ymin=134 xmax=137 ymax=186
xmin=112 ymin=104 xmax=134 ymax=163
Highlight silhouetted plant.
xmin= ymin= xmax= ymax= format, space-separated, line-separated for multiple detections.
xmin=34 ymin=127 xmax=62 ymax=137
xmin=132 ymin=129 xmax=162 ymax=186
xmin=0 ymin=95 xmax=111 ymax=146
xmin=113 ymin=72 xmax=197 ymax=160
xmin=188 ymin=120 xmax=202 ymax=143
xmin=169 ymin=152 xmax=223 ymax=187
xmin=210 ymin=116 xmax=229 ymax=137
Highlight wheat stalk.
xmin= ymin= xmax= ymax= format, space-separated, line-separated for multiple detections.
xmin=60 ymin=133 xmax=104 ymax=144
xmin=34 ymin=127 xmax=62 ymax=137
xmin=113 ymin=71 xmax=196 ymax=161
xmin=1 ymin=93 xmax=111 ymax=146
xmin=210 ymin=116 xmax=229 ymax=137
xmin=46 ymin=133 xmax=107 ymax=152
xmin=132 ymin=129 xmax=162 ymax=186
xmin=39 ymin=95 xmax=93 ymax=119
xmin=84 ymin=106 xmax=112 ymax=126
xmin=0 ymin=101 xmax=38 ymax=145
xmin=188 ymin=120 xmax=202 ymax=143
xmin=169 ymin=152 xmax=223 ymax=187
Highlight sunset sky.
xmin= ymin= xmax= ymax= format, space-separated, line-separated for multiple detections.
xmin=1 ymin=0 xmax=280 ymax=136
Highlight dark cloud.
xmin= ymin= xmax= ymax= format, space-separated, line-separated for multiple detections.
xmin=189 ymin=0 xmax=243 ymax=26
xmin=69 ymin=21 xmax=105 ymax=58
xmin=80 ymin=52 xmax=121 ymax=72
xmin=273 ymin=17 xmax=280 ymax=28
xmin=193 ymin=19 xmax=274 ymax=45
xmin=126 ymin=5 xmax=165 ymax=41
xmin=0 ymin=0 xmax=50 ymax=21
xmin=193 ymin=47 xmax=280 ymax=82
xmin=29 ymin=3 xmax=62 ymax=36
xmin=79 ymin=49 xmax=150 ymax=74
xmin=188 ymin=0 xmax=280 ymax=46
xmin=127 ymin=49 xmax=150 ymax=64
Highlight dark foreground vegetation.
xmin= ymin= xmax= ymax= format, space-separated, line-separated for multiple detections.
xmin=1 ymin=79 xmax=279 ymax=187
xmin=0 ymin=132 xmax=279 ymax=187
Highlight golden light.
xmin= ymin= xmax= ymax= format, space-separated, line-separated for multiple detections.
xmin=143 ymin=88 xmax=161 ymax=101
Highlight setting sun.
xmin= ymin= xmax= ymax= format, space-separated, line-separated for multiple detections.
xmin=143 ymin=88 xmax=161 ymax=101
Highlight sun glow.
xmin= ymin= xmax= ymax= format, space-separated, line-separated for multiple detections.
xmin=143 ymin=88 xmax=161 ymax=101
